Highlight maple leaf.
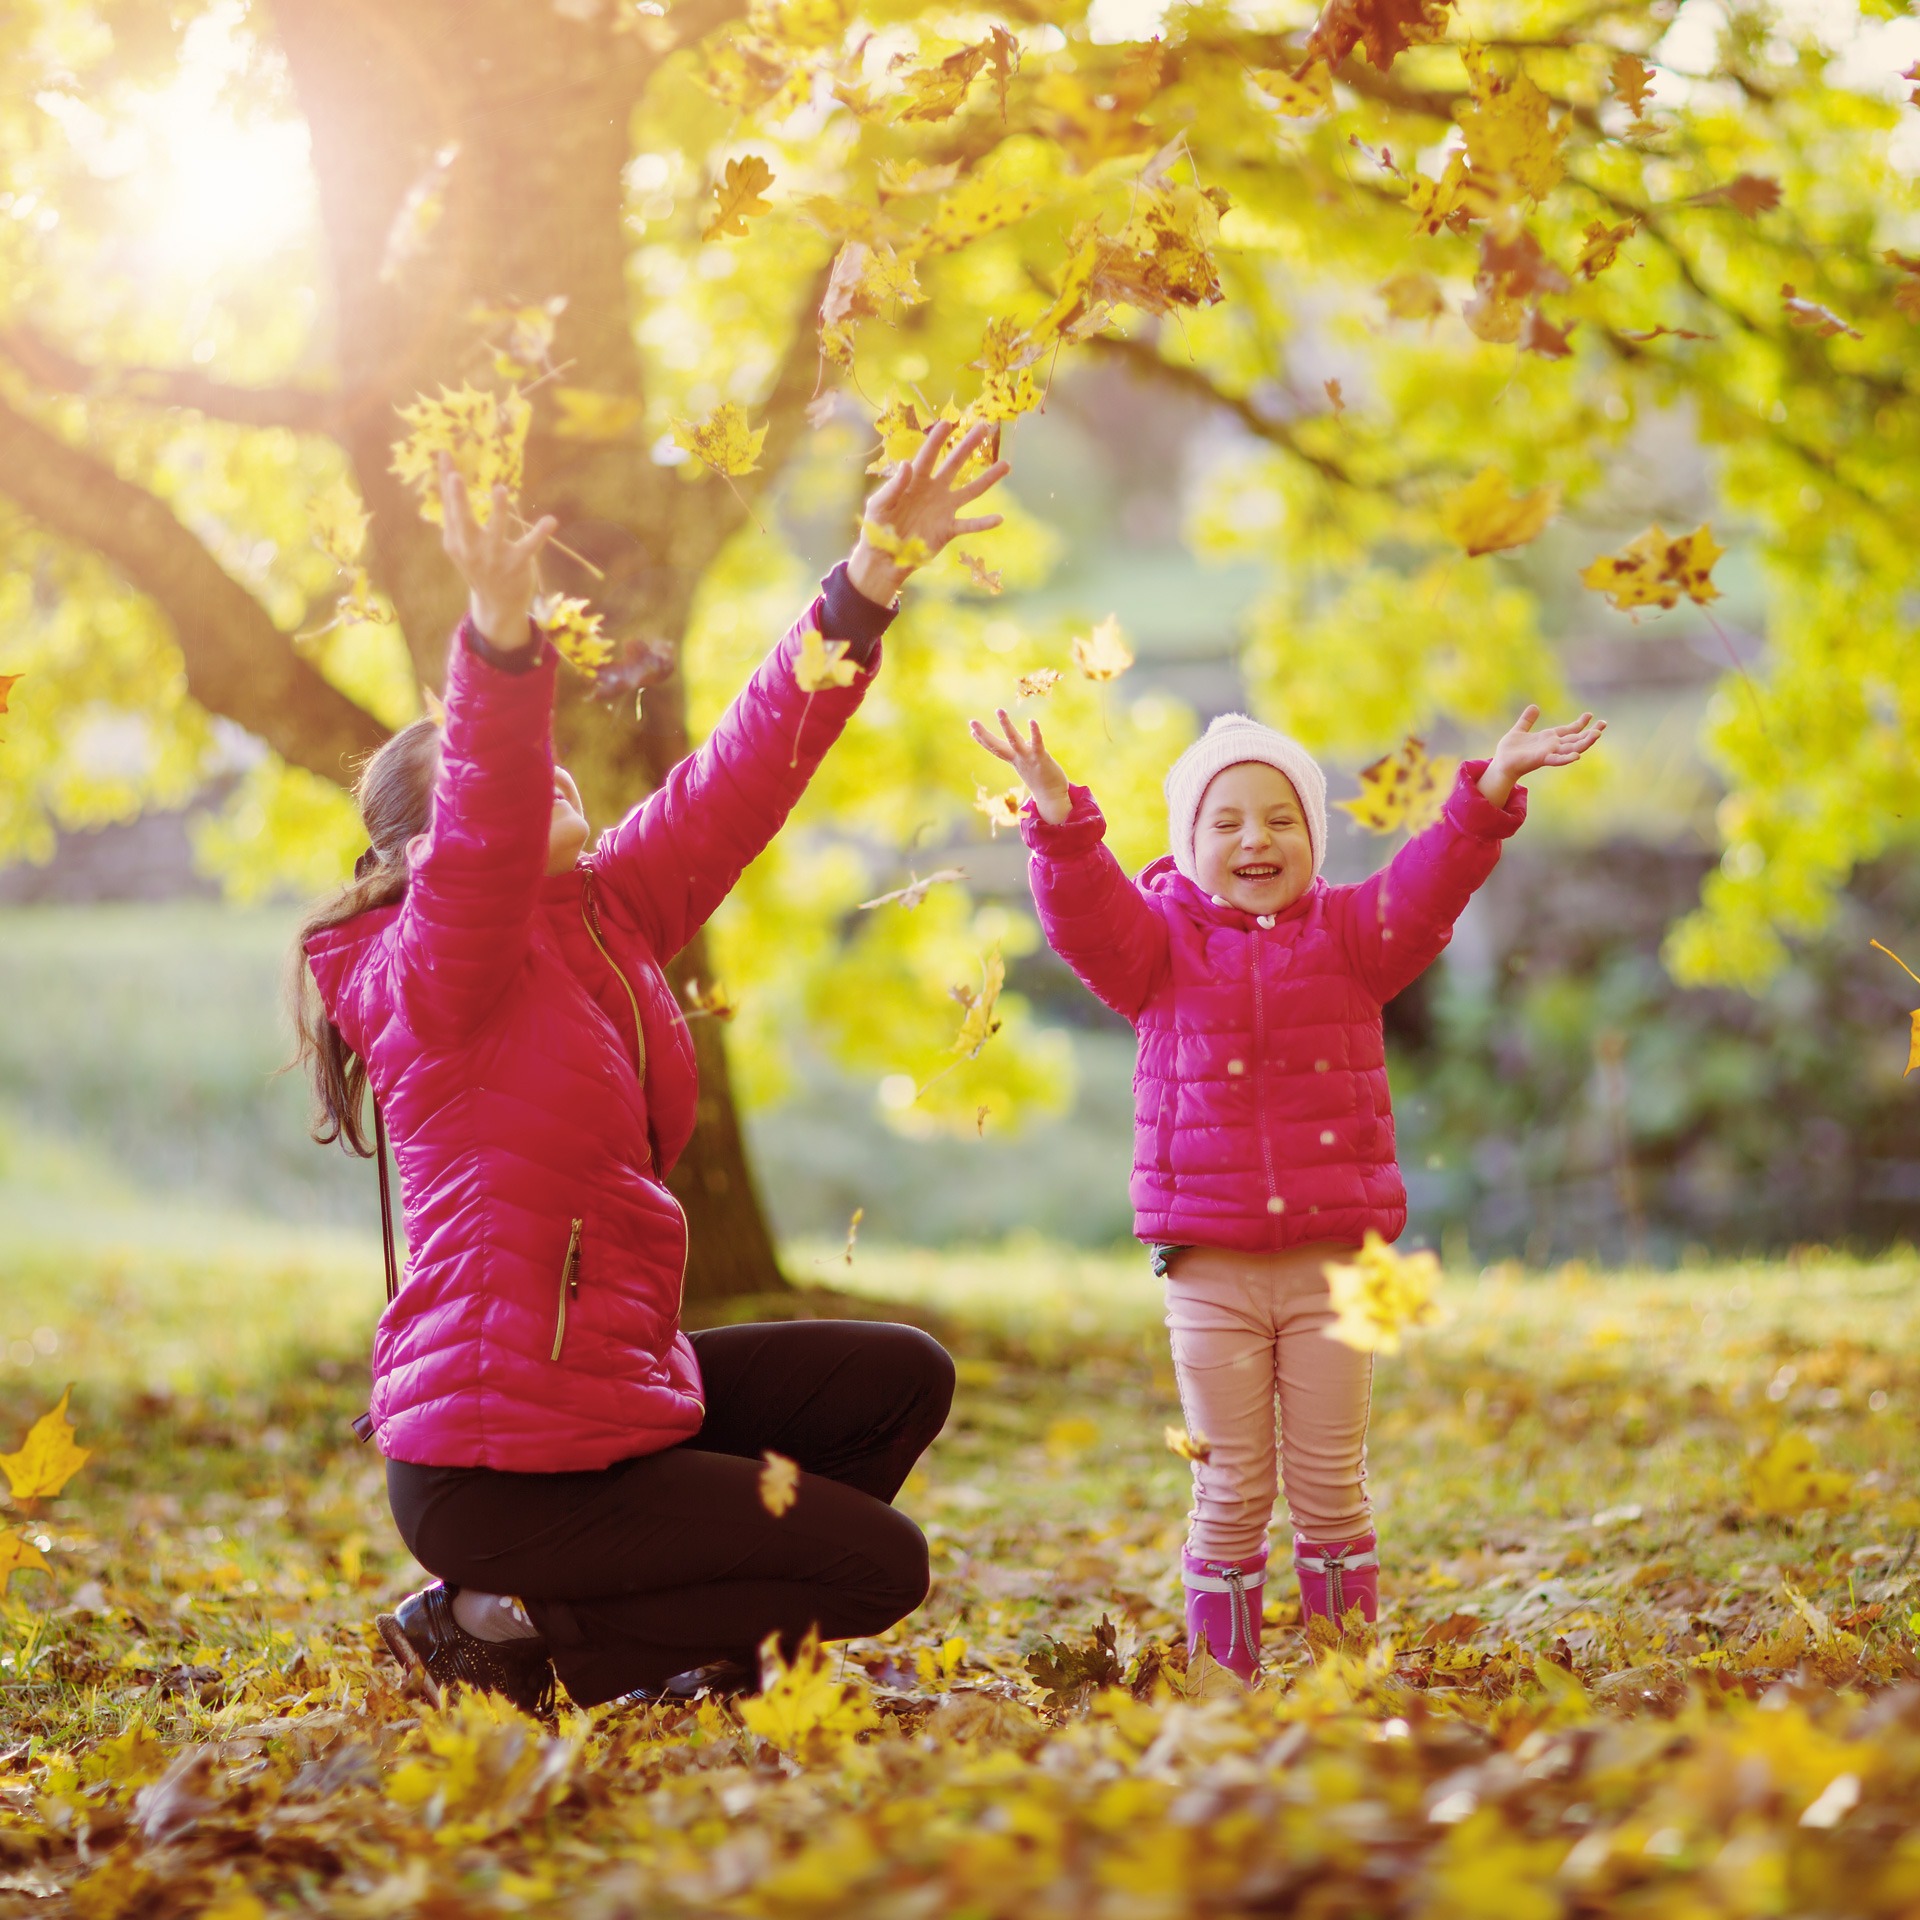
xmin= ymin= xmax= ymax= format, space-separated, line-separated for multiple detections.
xmin=308 ymin=479 xmax=369 ymax=567
xmin=877 ymin=159 xmax=961 ymax=200
xmin=671 ymin=401 xmax=765 ymax=476
xmin=469 ymin=294 xmax=566 ymax=381
xmin=532 ymin=593 xmax=611 ymax=675
xmin=1165 ymin=1426 xmax=1212 ymax=1463
xmin=1337 ymin=737 xmax=1459 ymax=835
xmin=683 ymin=978 xmax=739 ymax=1021
xmin=758 ymin=1450 xmax=799 ymax=1517
xmin=1440 ymin=468 xmax=1559 ymax=556
xmin=702 ymin=153 xmax=775 ymax=240
xmin=1304 ymin=0 xmax=1457 ymax=73
xmin=0 ymin=1531 xmax=51 ymax=1593
xmin=1 ymin=1387 xmax=91 ymax=1503
xmin=1017 ymin=667 xmax=1062 ymax=700
xmin=1870 ymin=941 xmax=1920 ymax=1072
xmin=1610 ymin=50 xmax=1655 ymax=116
xmin=956 ymin=551 xmax=1003 ymax=595
xmin=742 ymin=1629 xmax=879 ymax=1752
xmin=950 ymin=948 xmax=1005 ymax=1060
xmin=1026 ymin=1616 xmax=1122 ymax=1708
xmin=1321 ymin=1232 xmax=1443 ymax=1353
xmin=819 ymin=242 xmax=924 ymax=367
xmin=1781 ymin=284 xmax=1862 ymax=340
xmin=1689 ymin=173 xmax=1782 ymax=217
xmin=974 ymin=784 xmax=1024 ymax=834
xmin=552 ymin=387 xmax=646 ymax=442
xmin=859 ymin=517 xmax=935 ymax=570
xmin=858 ymin=868 xmax=966 ymax=911
xmin=889 ymin=27 xmax=1020 ymax=123
xmin=1884 ymin=251 xmax=1920 ymax=322
xmin=1520 ymin=306 xmax=1576 ymax=359
xmin=915 ymin=175 xmax=1043 ymax=257
xmin=795 ymin=626 xmax=860 ymax=693
xmin=1576 ymin=218 xmax=1639 ymax=280
xmin=972 ymin=316 xmax=1044 ymax=423
xmin=1255 ymin=62 xmax=1334 ymax=117
xmin=1746 ymin=1431 xmax=1854 ymax=1517
xmin=1071 ymin=615 xmax=1134 ymax=682
xmin=1379 ymin=269 xmax=1446 ymax=320
xmin=1580 ymin=523 xmax=1724 ymax=612
xmin=391 ymin=382 xmax=532 ymax=525
xmin=1457 ymin=48 xmax=1565 ymax=204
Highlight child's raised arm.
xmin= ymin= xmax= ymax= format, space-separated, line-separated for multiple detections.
xmin=973 ymin=711 xmax=1170 ymax=1020
xmin=1343 ymin=704 xmax=1604 ymax=1002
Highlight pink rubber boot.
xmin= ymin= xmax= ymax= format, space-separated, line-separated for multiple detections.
xmin=1293 ymin=1531 xmax=1379 ymax=1631
xmin=1181 ymin=1548 xmax=1268 ymax=1681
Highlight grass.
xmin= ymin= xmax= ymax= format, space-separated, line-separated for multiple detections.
xmin=3 ymin=1230 xmax=1920 ymax=1912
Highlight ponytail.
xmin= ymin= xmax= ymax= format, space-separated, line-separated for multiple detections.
xmin=285 ymin=719 xmax=442 ymax=1156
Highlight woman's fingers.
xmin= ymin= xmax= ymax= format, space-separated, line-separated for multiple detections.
xmin=932 ymin=420 xmax=995 ymax=487
xmin=952 ymin=513 xmax=1005 ymax=537
xmin=911 ymin=418 xmax=956 ymax=478
xmin=951 ymin=458 xmax=1011 ymax=505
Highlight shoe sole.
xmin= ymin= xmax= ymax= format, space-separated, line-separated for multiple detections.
xmin=375 ymin=1611 xmax=445 ymax=1710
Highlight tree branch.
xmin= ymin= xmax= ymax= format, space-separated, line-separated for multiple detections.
xmin=0 ymin=395 xmax=389 ymax=782
xmin=0 ymin=324 xmax=343 ymax=436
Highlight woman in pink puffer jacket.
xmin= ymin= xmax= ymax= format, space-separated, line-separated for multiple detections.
xmin=973 ymin=699 xmax=1603 ymax=1678
xmin=292 ymin=426 xmax=1007 ymax=1712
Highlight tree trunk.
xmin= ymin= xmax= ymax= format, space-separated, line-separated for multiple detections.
xmin=269 ymin=0 xmax=784 ymax=1299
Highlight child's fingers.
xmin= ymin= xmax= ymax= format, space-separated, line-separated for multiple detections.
xmin=968 ymin=718 xmax=1015 ymax=761
xmin=438 ymin=455 xmax=476 ymax=552
xmin=507 ymin=514 xmax=558 ymax=567
xmin=996 ymin=708 xmax=1029 ymax=757
xmin=1509 ymin=702 xmax=1542 ymax=733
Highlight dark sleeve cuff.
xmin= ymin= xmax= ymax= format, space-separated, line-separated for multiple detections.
xmin=461 ymin=616 xmax=549 ymax=676
xmin=819 ymin=560 xmax=898 ymax=667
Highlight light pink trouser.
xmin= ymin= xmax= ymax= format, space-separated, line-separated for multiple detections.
xmin=1164 ymin=1243 xmax=1374 ymax=1561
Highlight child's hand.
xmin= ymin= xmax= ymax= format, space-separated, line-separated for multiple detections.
xmin=848 ymin=421 xmax=1011 ymax=607
xmin=969 ymin=708 xmax=1073 ymax=825
xmin=1476 ymin=705 xmax=1606 ymax=808
xmin=439 ymin=453 xmax=556 ymax=651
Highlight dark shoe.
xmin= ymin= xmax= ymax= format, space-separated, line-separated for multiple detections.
xmin=376 ymin=1582 xmax=556 ymax=1717
xmin=657 ymin=1657 xmax=756 ymax=1702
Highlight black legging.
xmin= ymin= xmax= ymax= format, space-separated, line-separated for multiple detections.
xmin=386 ymin=1321 xmax=954 ymax=1706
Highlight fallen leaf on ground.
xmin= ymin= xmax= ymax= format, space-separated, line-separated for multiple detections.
xmin=1 ymin=1387 xmax=92 ymax=1503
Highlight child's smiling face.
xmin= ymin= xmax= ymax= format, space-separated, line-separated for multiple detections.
xmin=1194 ymin=761 xmax=1315 ymax=915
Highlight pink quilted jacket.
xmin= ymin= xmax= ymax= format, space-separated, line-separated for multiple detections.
xmin=305 ymin=606 xmax=876 ymax=1471
xmin=1020 ymin=765 xmax=1526 ymax=1251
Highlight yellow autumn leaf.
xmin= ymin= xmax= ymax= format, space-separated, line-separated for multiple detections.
xmin=671 ymin=401 xmax=766 ymax=477
xmin=0 ymin=1386 xmax=92 ymax=1503
xmin=1336 ymin=738 xmax=1459 ymax=836
xmin=1439 ymin=468 xmax=1560 ymax=557
xmin=308 ymin=478 xmax=369 ymax=567
xmin=468 ymin=294 xmax=566 ymax=381
xmin=0 ymin=670 xmax=24 ymax=736
xmin=1017 ymin=667 xmax=1062 ymax=700
xmin=858 ymin=868 xmax=967 ymax=911
xmin=950 ymin=948 xmax=1005 ymax=1060
xmin=956 ymin=551 xmax=1003 ymax=594
xmin=1378 ymin=269 xmax=1446 ymax=321
xmin=683 ymin=978 xmax=739 ymax=1021
xmin=390 ymin=382 xmax=531 ymax=525
xmin=1322 ymin=1232 xmax=1444 ymax=1354
xmin=759 ymin=1450 xmax=800 ymax=1517
xmin=740 ymin=1630 xmax=879 ymax=1753
xmin=1254 ymin=62 xmax=1334 ymax=117
xmin=1045 ymin=1415 xmax=1101 ymax=1458
xmin=1579 ymin=523 xmax=1724 ymax=612
xmin=1457 ymin=47 xmax=1565 ymax=203
xmin=1870 ymin=942 xmax=1920 ymax=1073
xmin=1746 ymin=1431 xmax=1855 ymax=1517
xmin=820 ymin=242 xmax=924 ymax=368
xmin=842 ymin=1206 xmax=864 ymax=1264
xmin=552 ymin=387 xmax=647 ymax=443
xmin=1071 ymin=614 xmax=1133 ymax=682
xmin=974 ymin=784 xmax=1024 ymax=834
xmin=702 ymin=153 xmax=775 ymax=241
xmin=795 ymin=625 xmax=860 ymax=693
xmin=1611 ymin=50 xmax=1654 ymax=117
xmin=0 ymin=1530 xmax=51 ymax=1593
xmin=1165 ymin=1425 xmax=1213 ymax=1463
xmin=859 ymin=518 xmax=935 ymax=571
xmin=532 ymin=593 xmax=611 ymax=675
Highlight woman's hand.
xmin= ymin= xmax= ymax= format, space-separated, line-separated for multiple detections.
xmin=439 ymin=453 xmax=557 ymax=651
xmin=1476 ymin=705 xmax=1606 ymax=808
xmin=848 ymin=420 xmax=1011 ymax=606
xmin=969 ymin=708 xmax=1073 ymax=826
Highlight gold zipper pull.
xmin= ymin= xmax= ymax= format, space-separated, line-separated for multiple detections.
xmin=563 ymin=1217 xmax=583 ymax=1295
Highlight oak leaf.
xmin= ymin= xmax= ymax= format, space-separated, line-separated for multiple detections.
xmin=671 ymin=401 xmax=765 ymax=476
xmin=1026 ymin=1616 xmax=1122 ymax=1708
xmin=1457 ymin=48 xmax=1565 ymax=204
xmin=1580 ymin=523 xmax=1723 ymax=611
xmin=1337 ymin=737 xmax=1458 ymax=835
xmin=702 ymin=153 xmax=775 ymax=240
xmin=1304 ymin=0 xmax=1456 ymax=73
xmin=820 ymin=242 xmax=924 ymax=367
xmin=956 ymin=551 xmax=1003 ymax=595
xmin=1071 ymin=614 xmax=1134 ymax=682
xmin=795 ymin=626 xmax=860 ymax=693
xmin=759 ymin=1450 xmax=799 ymax=1517
xmin=1322 ymin=1232 xmax=1443 ymax=1353
xmin=1440 ymin=468 xmax=1559 ymax=556
xmin=1610 ymin=51 xmax=1654 ymax=117
xmin=1 ymin=1387 xmax=92 ymax=1503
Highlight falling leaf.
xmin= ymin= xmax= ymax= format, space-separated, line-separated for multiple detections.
xmin=1746 ymin=1431 xmax=1855 ymax=1517
xmin=1322 ymin=1232 xmax=1443 ymax=1353
xmin=974 ymin=784 xmax=1024 ymax=834
xmin=758 ymin=1450 xmax=800 ymax=1517
xmin=702 ymin=153 xmax=775 ymax=240
xmin=1324 ymin=377 xmax=1346 ymax=417
xmin=308 ymin=479 xmax=369 ymax=567
xmin=741 ymin=1630 xmax=879 ymax=1752
xmin=818 ymin=242 xmax=923 ymax=370
xmin=877 ymin=158 xmax=962 ymax=199
xmin=975 ymin=1104 xmax=990 ymax=1135
xmin=1017 ymin=668 xmax=1062 ymax=700
xmin=553 ymin=387 xmax=646 ymax=442
xmin=1907 ymin=58 xmax=1920 ymax=106
xmin=956 ymin=551 xmax=1003 ymax=594
xmin=683 ymin=978 xmax=739 ymax=1021
xmin=1580 ymin=523 xmax=1724 ymax=612
xmin=1577 ymin=218 xmax=1639 ymax=280
xmin=1870 ymin=941 xmax=1920 ymax=1073
xmin=391 ymin=382 xmax=532 ymax=525
xmin=1165 ymin=1426 xmax=1213 ymax=1463
xmin=1 ymin=1388 xmax=91 ymax=1504
xmin=890 ymin=26 xmax=1020 ymax=124
xmin=671 ymin=401 xmax=766 ymax=477
xmin=1071 ymin=615 xmax=1133 ymax=682
xmin=1688 ymin=173 xmax=1782 ymax=218
xmin=1337 ymin=738 xmax=1460 ymax=835
xmin=1379 ymin=273 xmax=1445 ymax=327
xmin=1304 ymin=0 xmax=1457 ymax=74
xmin=1439 ymin=468 xmax=1559 ymax=556
xmin=842 ymin=1207 xmax=864 ymax=1265
xmin=379 ymin=142 xmax=459 ymax=284
xmin=0 ymin=1531 xmax=51 ymax=1593
xmin=1456 ymin=48 xmax=1565 ymax=204
xmin=470 ymin=294 xmax=567 ymax=382
xmin=1781 ymin=284 xmax=1862 ymax=340
xmin=1255 ymin=63 xmax=1334 ymax=117
xmin=1520 ymin=306 xmax=1576 ymax=359
xmin=1618 ymin=324 xmax=1715 ymax=342
xmin=950 ymin=948 xmax=1005 ymax=1060
xmin=532 ymin=593 xmax=611 ymax=675
xmin=795 ymin=625 xmax=860 ymax=693
xmin=0 ymin=671 xmax=22 ymax=737
xmin=1611 ymin=51 xmax=1655 ymax=116
xmin=1883 ymin=250 xmax=1920 ymax=322
xmin=860 ymin=518 xmax=935 ymax=570
xmin=858 ymin=868 xmax=967 ymax=911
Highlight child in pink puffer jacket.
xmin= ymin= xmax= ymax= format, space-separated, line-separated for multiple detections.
xmin=971 ymin=701 xmax=1603 ymax=1677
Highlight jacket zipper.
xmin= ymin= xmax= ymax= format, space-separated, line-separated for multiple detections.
xmin=551 ymin=1216 xmax=583 ymax=1361
xmin=580 ymin=875 xmax=646 ymax=1079
xmin=1250 ymin=922 xmax=1281 ymax=1236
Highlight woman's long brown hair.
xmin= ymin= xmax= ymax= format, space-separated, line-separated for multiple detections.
xmin=285 ymin=719 xmax=442 ymax=1156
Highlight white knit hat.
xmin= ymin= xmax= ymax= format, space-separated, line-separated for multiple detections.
xmin=1164 ymin=714 xmax=1328 ymax=887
